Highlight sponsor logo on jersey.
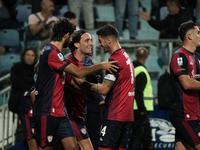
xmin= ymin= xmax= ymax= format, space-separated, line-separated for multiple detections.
xmin=57 ymin=53 xmax=64 ymax=61
xmin=47 ymin=136 xmax=53 ymax=143
xmin=177 ymin=57 xmax=183 ymax=66
xmin=128 ymin=92 xmax=134 ymax=96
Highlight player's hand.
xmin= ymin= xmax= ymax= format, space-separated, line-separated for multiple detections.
xmin=101 ymin=60 xmax=118 ymax=73
xmin=138 ymin=11 xmax=151 ymax=21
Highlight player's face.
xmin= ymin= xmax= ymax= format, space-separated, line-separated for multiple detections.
xmin=79 ymin=33 xmax=93 ymax=56
xmin=192 ymin=26 xmax=200 ymax=47
xmin=98 ymin=35 xmax=110 ymax=53
xmin=24 ymin=50 xmax=35 ymax=65
xmin=63 ymin=33 xmax=73 ymax=48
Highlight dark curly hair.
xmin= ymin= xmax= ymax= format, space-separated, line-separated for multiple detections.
xmin=69 ymin=29 xmax=87 ymax=54
xmin=51 ymin=17 xmax=76 ymax=41
xmin=20 ymin=45 xmax=38 ymax=64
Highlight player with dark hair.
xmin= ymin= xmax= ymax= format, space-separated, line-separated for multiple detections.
xmin=170 ymin=21 xmax=200 ymax=150
xmin=74 ymin=24 xmax=135 ymax=150
xmin=65 ymin=29 xmax=100 ymax=150
xmin=33 ymin=18 xmax=118 ymax=150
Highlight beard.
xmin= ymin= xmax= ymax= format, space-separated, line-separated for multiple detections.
xmin=63 ymin=38 xmax=71 ymax=48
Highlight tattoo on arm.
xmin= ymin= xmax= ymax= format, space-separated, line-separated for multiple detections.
xmin=103 ymin=79 xmax=113 ymax=88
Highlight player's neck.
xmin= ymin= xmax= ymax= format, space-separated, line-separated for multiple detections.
xmin=110 ymin=42 xmax=121 ymax=54
xmin=183 ymin=44 xmax=196 ymax=53
xmin=50 ymin=41 xmax=63 ymax=52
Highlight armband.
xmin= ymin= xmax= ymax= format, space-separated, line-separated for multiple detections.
xmin=104 ymin=74 xmax=116 ymax=82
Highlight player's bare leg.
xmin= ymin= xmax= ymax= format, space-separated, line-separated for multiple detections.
xmin=78 ymin=138 xmax=93 ymax=150
xmin=27 ymin=139 xmax=37 ymax=150
xmin=61 ymin=137 xmax=79 ymax=150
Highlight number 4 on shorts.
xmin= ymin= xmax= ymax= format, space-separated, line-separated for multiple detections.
xmin=100 ymin=126 xmax=107 ymax=136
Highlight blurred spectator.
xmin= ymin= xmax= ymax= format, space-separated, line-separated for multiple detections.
xmin=150 ymin=0 xmax=168 ymax=21
xmin=138 ymin=0 xmax=193 ymax=69
xmin=196 ymin=0 xmax=200 ymax=25
xmin=0 ymin=0 xmax=21 ymax=29
xmin=68 ymin=0 xmax=94 ymax=31
xmin=138 ymin=0 xmax=193 ymax=39
xmin=8 ymin=45 xmax=38 ymax=115
xmin=63 ymin=11 xmax=80 ymax=31
xmin=27 ymin=0 xmax=58 ymax=52
xmin=8 ymin=45 xmax=38 ymax=145
xmin=114 ymin=0 xmax=139 ymax=40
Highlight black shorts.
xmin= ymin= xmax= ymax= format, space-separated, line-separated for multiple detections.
xmin=19 ymin=111 xmax=35 ymax=140
xmin=70 ymin=118 xmax=89 ymax=141
xmin=99 ymin=119 xmax=131 ymax=149
xmin=171 ymin=119 xmax=200 ymax=147
xmin=34 ymin=115 xmax=75 ymax=147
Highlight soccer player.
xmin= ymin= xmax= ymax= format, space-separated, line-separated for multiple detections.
xmin=74 ymin=24 xmax=135 ymax=150
xmin=64 ymin=29 xmax=96 ymax=150
xmin=33 ymin=18 xmax=118 ymax=150
xmin=19 ymin=86 xmax=37 ymax=150
xmin=170 ymin=21 xmax=200 ymax=150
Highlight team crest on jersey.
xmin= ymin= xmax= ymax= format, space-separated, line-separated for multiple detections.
xmin=57 ymin=53 xmax=64 ymax=61
xmin=81 ymin=128 xmax=86 ymax=134
xmin=47 ymin=136 xmax=53 ymax=143
xmin=177 ymin=57 xmax=183 ymax=66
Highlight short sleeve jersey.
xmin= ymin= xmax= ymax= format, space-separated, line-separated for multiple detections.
xmin=104 ymin=49 xmax=135 ymax=122
xmin=33 ymin=43 xmax=71 ymax=117
xmin=65 ymin=55 xmax=92 ymax=120
xmin=170 ymin=47 xmax=200 ymax=121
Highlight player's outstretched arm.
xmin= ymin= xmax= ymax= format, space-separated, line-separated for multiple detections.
xmin=64 ymin=60 xmax=118 ymax=78
xmin=73 ymin=77 xmax=115 ymax=96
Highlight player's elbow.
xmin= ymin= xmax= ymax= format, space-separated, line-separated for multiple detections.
xmin=182 ymin=83 xmax=191 ymax=90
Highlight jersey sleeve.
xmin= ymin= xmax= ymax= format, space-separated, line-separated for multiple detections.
xmin=105 ymin=58 xmax=119 ymax=77
xmin=48 ymin=50 xmax=71 ymax=71
xmin=170 ymin=53 xmax=189 ymax=77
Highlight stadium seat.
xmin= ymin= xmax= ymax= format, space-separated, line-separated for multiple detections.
xmin=54 ymin=5 xmax=68 ymax=18
xmin=16 ymin=4 xmax=32 ymax=23
xmin=94 ymin=5 xmax=115 ymax=23
xmin=0 ymin=29 xmax=21 ymax=52
xmin=0 ymin=53 xmax=20 ymax=77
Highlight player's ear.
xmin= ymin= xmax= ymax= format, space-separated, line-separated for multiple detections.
xmin=74 ymin=42 xmax=79 ymax=49
xmin=187 ymin=33 xmax=192 ymax=40
xmin=106 ymin=37 xmax=111 ymax=44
